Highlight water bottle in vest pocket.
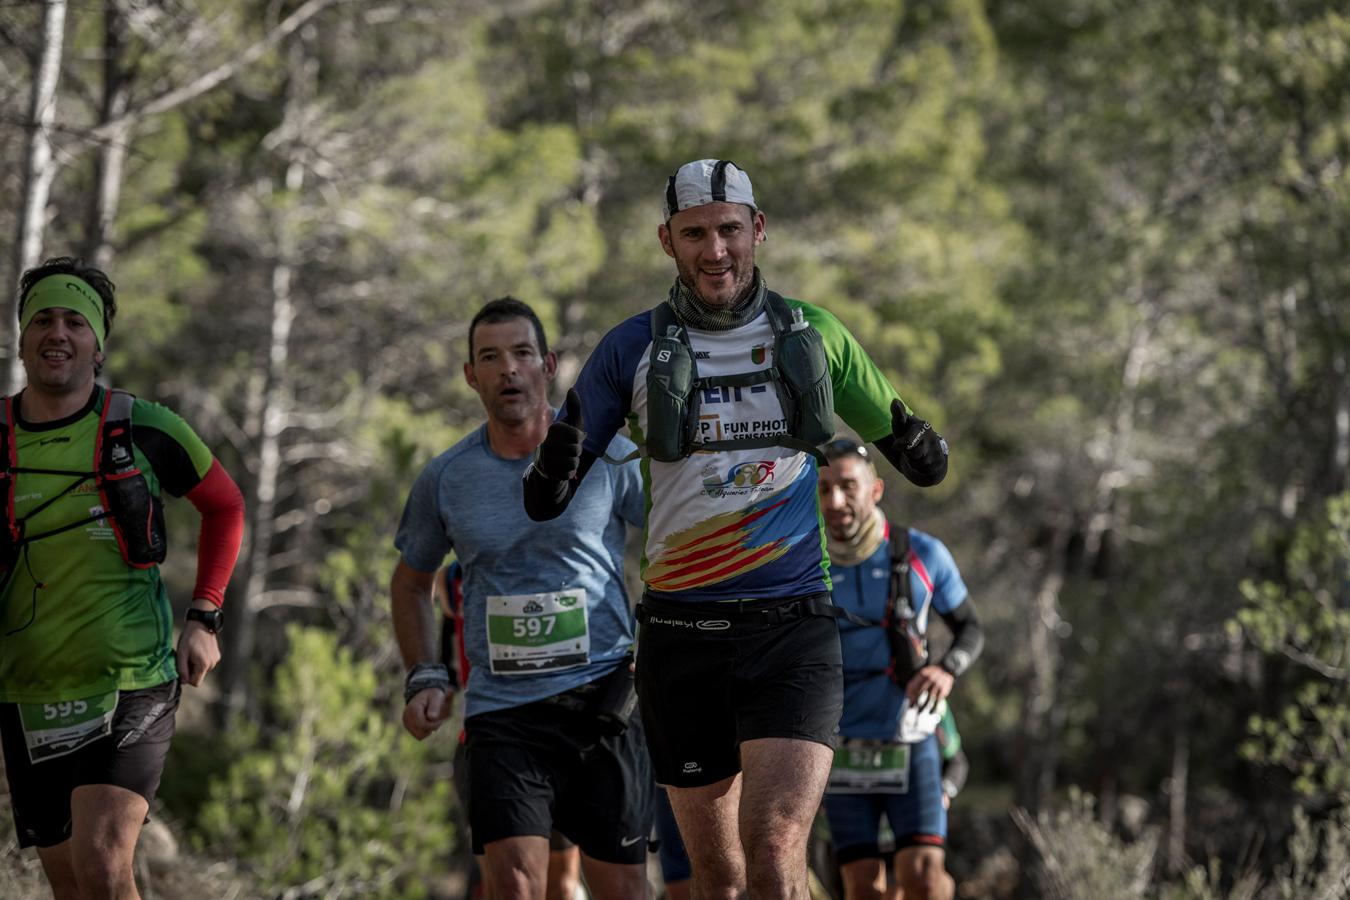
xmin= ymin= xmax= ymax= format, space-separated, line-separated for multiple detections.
xmin=646 ymin=320 xmax=700 ymax=462
xmin=97 ymin=400 xmax=167 ymax=568
xmin=774 ymin=304 xmax=834 ymax=448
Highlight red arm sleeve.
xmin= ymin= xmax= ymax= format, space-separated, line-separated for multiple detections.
xmin=184 ymin=459 xmax=246 ymax=609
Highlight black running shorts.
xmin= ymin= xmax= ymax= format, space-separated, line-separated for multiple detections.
xmin=0 ymin=680 xmax=180 ymax=848
xmin=464 ymin=694 xmax=654 ymax=864
xmin=636 ymin=594 xmax=844 ymax=787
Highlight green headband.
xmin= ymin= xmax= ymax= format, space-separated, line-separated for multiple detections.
xmin=20 ymin=275 xmax=107 ymax=350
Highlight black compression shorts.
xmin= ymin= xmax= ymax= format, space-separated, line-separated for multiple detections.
xmin=0 ymin=680 xmax=180 ymax=848
xmin=635 ymin=594 xmax=843 ymax=787
xmin=464 ymin=693 xmax=654 ymax=864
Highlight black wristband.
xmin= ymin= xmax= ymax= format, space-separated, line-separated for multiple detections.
xmin=523 ymin=463 xmax=573 ymax=521
xmin=186 ymin=606 xmax=225 ymax=634
xmin=939 ymin=648 xmax=973 ymax=678
xmin=403 ymin=663 xmax=451 ymax=703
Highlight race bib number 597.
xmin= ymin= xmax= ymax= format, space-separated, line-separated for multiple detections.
xmin=485 ymin=590 xmax=589 ymax=675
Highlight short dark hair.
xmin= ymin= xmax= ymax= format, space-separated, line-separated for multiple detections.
xmin=468 ymin=296 xmax=549 ymax=360
xmin=18 ymin=256 xmax=118 ymax=339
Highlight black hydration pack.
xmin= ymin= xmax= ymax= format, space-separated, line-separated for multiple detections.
xmin=643 ymin=290 xmax=835 ymax=462
xmin=0 ymin=389 xmax=166 ymax=582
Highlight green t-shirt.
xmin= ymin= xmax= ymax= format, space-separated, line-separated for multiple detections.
xmin=0 ymin=387 xmax=213 ymax=703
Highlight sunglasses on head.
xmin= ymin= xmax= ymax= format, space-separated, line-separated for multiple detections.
xmin=823 ymin=439 xmax=869 ymax=460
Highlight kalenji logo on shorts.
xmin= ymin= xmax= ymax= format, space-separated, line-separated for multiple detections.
xmin=648 ymin=616 xmax=695 ymax=629
xmin=696 ymin=620 xmax=731 ymax=631
xmin=683 ymin=761 xmax=702 ymax=774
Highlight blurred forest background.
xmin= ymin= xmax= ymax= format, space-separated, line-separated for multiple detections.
xmin=1 ymin=0 xmax=1347 ymax=898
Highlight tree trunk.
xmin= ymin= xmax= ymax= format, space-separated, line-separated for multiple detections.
xmin=1016 ymin=527 xmax=1069 ymax=813
xmin=1165 ymin=716 xmax=1190 ymax=875
xmin=218 ymin=39 xmax=311 ymax=723
xmin=220 ymin=251 xmax=295 ymax=722
xmin=8 ymin=0 xmax=68 ymax=393
xmin=85 ymin=0 xmax=134 ymax=272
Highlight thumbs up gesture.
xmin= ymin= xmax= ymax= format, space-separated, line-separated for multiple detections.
xmin=536 ymin=389 xmax=586 ymax=481
xmin=890 ymin=399 xmax=948 ymax=487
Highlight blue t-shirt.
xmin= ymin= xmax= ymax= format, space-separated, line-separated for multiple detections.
xmin=830 ymin=525 xmax=968 ymax=740
xmin=395 ymin=422 xmax=644 ymax=717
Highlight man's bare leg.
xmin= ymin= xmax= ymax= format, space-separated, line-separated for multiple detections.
xmin=35 ymin=840 xmax=80 ymax=900
xmin=738 ymin=738 xmax=834 ymax=900
xmin=36 ymin=784 xmax=149 ymax=900
xmin=483 ymin=835 xmax=551 ymax=900
xmin=546 ymin=846 xmax=581 ymax=900
xmin=894 ymin=846 xmax=953 ymax=900
xmin=838 ymin=857 xmax=887 ymax=900
xmin=579 ymin=853 xmax=652 ymax=899
xmin=666 ymin=775 xmax=745 ymax=900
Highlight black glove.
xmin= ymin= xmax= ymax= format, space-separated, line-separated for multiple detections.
xmin=890 ymin=399 xmax=948 ymax=486
xmin=535 ymin=389 xmax=585 ymax=482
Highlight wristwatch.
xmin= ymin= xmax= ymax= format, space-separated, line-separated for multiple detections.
xmin=186 ymin=607 xmax=225 ymax=634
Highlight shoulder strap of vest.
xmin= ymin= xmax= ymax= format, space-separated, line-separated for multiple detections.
xmin=603 ymin=304 xmax=682 ymax=465
xmin=887 ymin=521 xmax=912 ymax=620
xmin=0 ymin=396 xmax=16 ymax=546
xmin=105 ymin=388 xmax=135 ymax=422
xmin=762 ymin=290 xmax=794 ymax=334
xmin=650 ymin=300 xmax=680 ymax=341
xmin=96 ymin=388 xmax=135 ymax=472
xmin=93 ymin=386 xmax=116 ymax=474
xmin=769 ymin=292 xmax=829 ymax=464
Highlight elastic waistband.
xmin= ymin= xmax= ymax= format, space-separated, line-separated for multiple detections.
xmin=637 ymin=592 xmax=834 ymax=630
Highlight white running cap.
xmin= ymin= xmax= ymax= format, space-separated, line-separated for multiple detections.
xmin=663 ymin=159 xmax=756 ymax=221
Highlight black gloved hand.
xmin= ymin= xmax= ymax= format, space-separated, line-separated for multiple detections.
xmin=891 ymin=399 xmax=948 ymax=486
xmin=535 ymin=389 xmax=586 ymax=482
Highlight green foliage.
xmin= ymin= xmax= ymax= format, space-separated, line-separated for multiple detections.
xmin=1167 ymin=859 xmax=1262 ymax=900
xmin=1014 ymin=789 xmax=1158 ymax=899
xmin=196 ymin=626 xmax=454 ymax=897
xmin=5 ymin=0 xmax=1348 ymax=891
xmin=1233 ymin=494 xmax=1350 ymax=802
xmin=1266 ymin=807 xmax=1350 ymax=900
xmin=1163 ymin=808 xmax=1350 ymax=900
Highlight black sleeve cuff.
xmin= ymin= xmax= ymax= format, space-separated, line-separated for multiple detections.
xmin=937 ymin=600 xmax=985 ymax=677
xmin=523 ymin=465 xmax=572 ymax=521
xmin=872 ymin=433 xmax=948 ymax=487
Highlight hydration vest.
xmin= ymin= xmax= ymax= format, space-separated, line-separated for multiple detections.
xmin=882 ymin=524 xmax=929 ymax=686
xmin=838 ymin=523 xmax=930 ymax=684
xmin=438 ymin=562 xmax=467 ymax=690
xmin=0 ymin=389 xmax=167 ymax=583
xmin=644 ymin=291 xmax=835 ymax=462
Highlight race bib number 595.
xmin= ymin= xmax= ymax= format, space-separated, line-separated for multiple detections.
xmin=18 ymin=690 xmax=118 ymax=764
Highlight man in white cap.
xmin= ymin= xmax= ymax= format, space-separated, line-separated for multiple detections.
xmin=524 ymin=159 xmax=949 ymax=898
